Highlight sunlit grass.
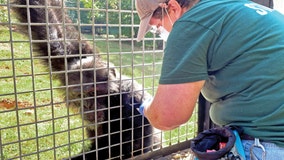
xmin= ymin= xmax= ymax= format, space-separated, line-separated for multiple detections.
xmin=0 ymin=25 xmax=88 ymax=159
xmin=0 ymin=107 xmax=89 ymax=160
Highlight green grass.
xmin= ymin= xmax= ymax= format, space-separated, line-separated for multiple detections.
xmin=163 ymin=112 xmax=198 ymax=147
xmin=0 ymin=25 xmax=89 ymax=160
xmin=0 ymin=25 xmax=197 ymax=159
xmin=0 ymin=107 xmax=89 ymax=160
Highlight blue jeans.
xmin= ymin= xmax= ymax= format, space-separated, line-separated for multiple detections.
xmin=242 ymin=140 xmax=284 ymax=160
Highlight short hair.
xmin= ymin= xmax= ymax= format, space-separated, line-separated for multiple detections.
xmin=176 ymin=0 xmax=192 ymax=8
xmin=152 ymin=0 xmax=192 ymax=19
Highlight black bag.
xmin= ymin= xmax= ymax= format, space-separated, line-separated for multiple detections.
xmin=190 ymin=127 xmax=245 ymax=160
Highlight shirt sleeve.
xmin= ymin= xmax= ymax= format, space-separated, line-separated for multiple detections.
xmin=159 ymin=21 xmax=217 ymax=84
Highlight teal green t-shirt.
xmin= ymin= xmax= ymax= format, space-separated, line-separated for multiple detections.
xmin=159 ymin=0 xmax=284 ymax=146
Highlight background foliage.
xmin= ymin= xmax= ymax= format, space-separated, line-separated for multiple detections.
xmin=0 ymin=0 xmax=8 ymax=23
xmin=66 ymin=0 xmax=140 ymax=38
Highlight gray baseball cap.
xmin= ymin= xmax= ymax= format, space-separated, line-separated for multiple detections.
xmin=135 ymin=0 xmax=167 ymax=42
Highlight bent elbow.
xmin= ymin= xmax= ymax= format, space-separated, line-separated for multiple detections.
xmin=146 ymin=113 xmax=183 ymax=131
xmin=151 ymin=121 xmax=179 ymax=131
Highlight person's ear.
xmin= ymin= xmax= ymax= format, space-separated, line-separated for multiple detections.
xmin=167 ymin=0 xmax=182 ymax=19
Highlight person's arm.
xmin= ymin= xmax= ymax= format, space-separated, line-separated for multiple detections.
xmin=144 ymin=80 xmax=205 ymax=130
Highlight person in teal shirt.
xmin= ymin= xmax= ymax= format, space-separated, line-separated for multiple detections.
xmin=136 ymin=0 xmax=284 ymax=159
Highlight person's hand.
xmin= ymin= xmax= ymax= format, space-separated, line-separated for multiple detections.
xmin=138 ymin=98 xmax=153 ymax=116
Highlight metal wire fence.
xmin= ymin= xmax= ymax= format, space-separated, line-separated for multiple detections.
xmin=0 ymin=0 xmax=198 ymax=159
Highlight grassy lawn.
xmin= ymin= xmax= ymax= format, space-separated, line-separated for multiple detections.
xmin=0 ymin=25 xmax=197 ymax=160
xmin=0 ymin=25 xmax=89 ymax=160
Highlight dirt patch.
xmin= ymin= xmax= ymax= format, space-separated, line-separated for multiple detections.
xmin=0 ymin=99 xmax=33 ymax=110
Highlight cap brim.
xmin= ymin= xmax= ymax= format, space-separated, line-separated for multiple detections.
xmin=137 ymin=15 xmax=152 ymax=42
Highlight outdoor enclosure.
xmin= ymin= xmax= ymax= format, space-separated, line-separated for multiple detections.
xmin=1 ymin=0 xmax=280 ymax=159
xmin=0 ymin=0 xmax=198 ymax=159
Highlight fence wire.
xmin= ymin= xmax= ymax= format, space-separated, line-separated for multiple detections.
xmin=0 ymin=0 xmax=198 ymax=159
